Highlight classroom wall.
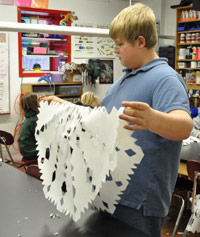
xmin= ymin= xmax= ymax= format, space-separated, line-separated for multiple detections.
xmin=0 ymin=0 xmax=179 ymax=154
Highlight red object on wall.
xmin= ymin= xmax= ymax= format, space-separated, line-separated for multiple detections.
xmin=17 ymin=6 xmax=71 ymax=77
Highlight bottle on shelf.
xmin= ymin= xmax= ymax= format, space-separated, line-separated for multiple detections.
xmin=186 ymin=70 xmax=196 ymax=84
xmin=192 ymin=47 xmax=198 ymax=60
xmin=196 ymin=71 xmax=200 ymax=84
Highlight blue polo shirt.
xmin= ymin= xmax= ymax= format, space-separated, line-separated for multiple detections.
xmin=102 ymin=58 xmax=190 ymax=217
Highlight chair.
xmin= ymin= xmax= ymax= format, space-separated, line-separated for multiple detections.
xmin=25 ymin=165 xmax=42 ymax=180
xmin=167 ymin=192 xmax=185 ymax=237
xmin=0 ymin=130 xmax=37 ymax=170
xmin=182 ymin=160 xmax=200 ymax=236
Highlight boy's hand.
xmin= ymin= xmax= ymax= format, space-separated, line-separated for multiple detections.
xmin=119 ymin=101 xmax=156 ymax=131
xmin=119 ymin=101 xmax=193 ymax=141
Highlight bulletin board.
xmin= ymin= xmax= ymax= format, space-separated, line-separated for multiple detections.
xmin=0 ymin=32 xmax=10 ymax=114
xmin=72 ymin=24 xmax=115 ymax=59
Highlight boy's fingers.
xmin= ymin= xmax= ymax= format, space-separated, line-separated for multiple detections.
xmin=122 ymin=101 xmax=148 ymax=111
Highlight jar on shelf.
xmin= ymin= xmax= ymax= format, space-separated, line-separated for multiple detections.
xmin=184 ymin=10 xmax=189 ymax=21
xmin=197 ymin=11 xmax=200 ymax=20
xmin=192 ymin=33 xmax=196 ymax=43
xmin=186 ymin=33 xmax=192 ymax=43
xmin=196 ymin=32 xmax=200 ymax=42
xmin=180 ymin=10 xmax=185 ymax=21
xmin=192 ymin=10 xmax=197 ymax=20
xmin=180 ymin=33 xmax=186 ymax=43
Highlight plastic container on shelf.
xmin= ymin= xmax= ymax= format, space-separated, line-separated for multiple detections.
xmin=186 ymin=70 xmax=196 ymax=84
xmin=58 ymin=59 xmax=66 ymax=71
xmin=179 ymin=48 xmax=186 ymax=59
xmin=196 ymin=71 xmax=200 ymax=84
xmin=192 ymin=47 xmax=198 ymax=59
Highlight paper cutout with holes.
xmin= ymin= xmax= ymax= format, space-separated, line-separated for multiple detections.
xmin=35 ymin=101 xmax=144 ymax=221
xmin=186 ymin=195 xmax=200 ymax=233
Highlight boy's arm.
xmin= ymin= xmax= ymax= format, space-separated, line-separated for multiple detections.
xmin=119 ymin=101 xmax=193 ymax=141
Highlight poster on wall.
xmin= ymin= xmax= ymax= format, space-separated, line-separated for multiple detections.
xmin=15 ymin=0 xmax=48 ymax=8
xmin=0 ymin=32 xmax=10 ymax=114
xmin=0 ymin=0 xmax=14 ymax=5
xmin=72 ymin=23 xmax=115 ymax=59
xmin=99 ymin=60 xmax=113 ymax=84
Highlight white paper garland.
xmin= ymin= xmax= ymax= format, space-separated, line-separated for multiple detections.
xmin=35 ymin=101 xmax=144 ymax=221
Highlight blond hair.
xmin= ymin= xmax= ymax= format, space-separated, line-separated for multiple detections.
xmin=109 ymin=3 xmax=158 ymax=48
xmin=80 ymin=92 xmax=101 ymax=107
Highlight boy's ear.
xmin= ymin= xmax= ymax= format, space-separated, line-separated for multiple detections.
xmin=137 ymin=35 xmax=146 ymax=48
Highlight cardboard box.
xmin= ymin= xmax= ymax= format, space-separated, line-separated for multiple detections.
xmin=63 ymin=70 xmax=82 ymax=83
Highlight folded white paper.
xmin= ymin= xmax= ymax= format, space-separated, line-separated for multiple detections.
xmin=35 ymin=101 xmax=144 ymax=221
xmin=186 ymin=195 xmax=200 ymax=233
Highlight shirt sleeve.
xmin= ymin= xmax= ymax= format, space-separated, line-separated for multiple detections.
xmin=152 ymin=75 xmax=190 ymax=114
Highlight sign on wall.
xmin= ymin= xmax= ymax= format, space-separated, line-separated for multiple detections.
xmin=72 ymin=24 xmax=115 ymax=59
xmin=0 ymin=32 xmax=10 ymax=114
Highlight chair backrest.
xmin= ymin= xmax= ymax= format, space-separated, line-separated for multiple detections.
xmin=26 ymin=165 xmax=41 ymax=180
xmin=187 ymin=160 xmax=200 ymax=181
xmin=0 ymin=130 xmax=37 ymax=169
xmin=0 ymin=130 xmax=14 ymax=146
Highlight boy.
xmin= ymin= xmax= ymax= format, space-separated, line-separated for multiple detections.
xmin=101 ymin=3 xmax=193 ymax=237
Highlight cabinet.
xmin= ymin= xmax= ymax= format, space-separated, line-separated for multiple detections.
xmin=176 ymin=6 xmax=200 ymax=90
xmin=17 ymin=6 xmax=71 ymax=77
xmin=21 ymin=82 xmax=83 ymax=103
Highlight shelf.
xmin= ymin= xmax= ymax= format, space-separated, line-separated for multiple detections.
xmin=178 ymin=43 xmax=200 ymax=46
xmin=176 ymin=68 xmax=200 ymax=70
xmin=22 ymin=71 xmax=64 ymax=74
xmin=22 ymin=82 xmax=82 ymax=85
xmin=21 ymin=82 xmax=83 ymax=99
xmin=178 ymin=59 xmax=200 ymax=61
xmin=22 ymin=37 xmax=67 ymax=42
xmin=175 ymin=6 xmax=200 ymax=91
xmin=23 ymin=54 xmax=68 ymax=57
xmin=178 ymin=19 xmax=200 ymax=23
xmin=186 ymin=84 xmax=200 ymax=90
xmin=18 ymin=6 xmax=71 ymax=77
xmin=178 ymin=30 xmax=200 ymax=34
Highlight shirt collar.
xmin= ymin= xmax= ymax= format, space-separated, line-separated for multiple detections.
xmin=122 ymin=57 xmax=168 ymax=76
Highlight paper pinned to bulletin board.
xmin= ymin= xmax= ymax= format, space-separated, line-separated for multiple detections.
xmin=15 ymin=0 xmax=48 ymax=8
xmin=72 ymin=23 xmax=115 ymax=59
xmin=0 ymin=32 xmax=10 ymax=114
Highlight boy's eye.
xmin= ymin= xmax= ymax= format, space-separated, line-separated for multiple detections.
xmin=118 ymin=43 xmax=124 ymax=47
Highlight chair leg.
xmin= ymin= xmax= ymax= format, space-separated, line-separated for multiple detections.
xmin=4 ymin=143 xmax=21 ymax=168
xmin=171 ymin=194 xmax=185 ymax=237
xmin=182 ymin=229 xmax=188 ymax=236
xmin=0 ymin=143 xmax=4 ymax=162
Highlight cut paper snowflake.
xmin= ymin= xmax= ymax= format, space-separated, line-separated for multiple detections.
xmin=186 ymin=195 xmax=200 ymax=233
xmin=35 ymin=101 xmax=144 ymax=221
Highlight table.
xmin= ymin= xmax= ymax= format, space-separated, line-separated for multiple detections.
xmin=178 ymin=141 xmax=200 ymax=178
xmin=178 ymin=161 xmax=188 ymax=178
xmin=0 ymin=163 xmax=134 ymax=237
